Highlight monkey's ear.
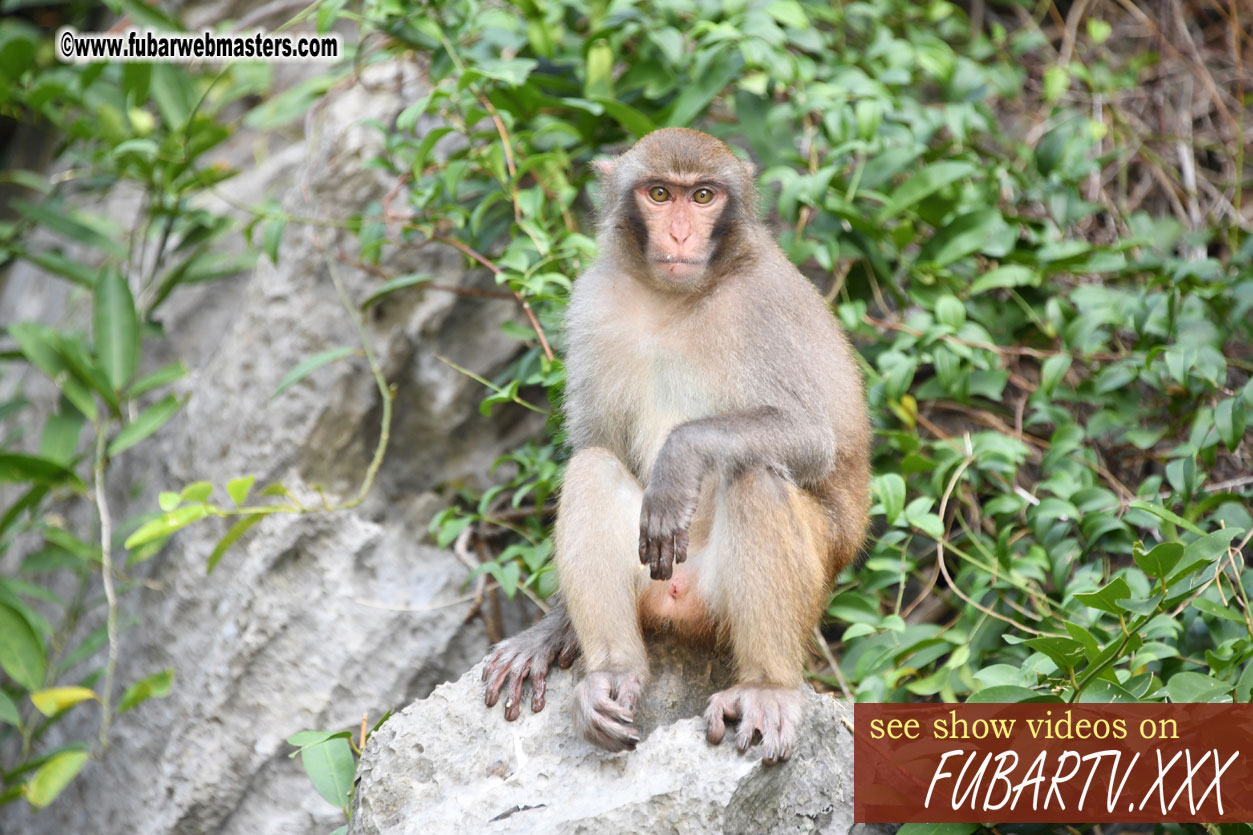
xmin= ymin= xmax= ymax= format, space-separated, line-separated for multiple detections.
xmin=592 ymin=157 xmax=617 ymax=179
xmin=741 ymin=159 xmax=757 ymax=179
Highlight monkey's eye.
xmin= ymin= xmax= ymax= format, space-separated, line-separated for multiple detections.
xmin=692 ymin=187 xmax=715 ymax=205
xmin=647 ymin=186 xmax=671 ymax=202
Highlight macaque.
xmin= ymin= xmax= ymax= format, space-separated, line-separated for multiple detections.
xmin=482 ymin=128 xmax=869 ymax=764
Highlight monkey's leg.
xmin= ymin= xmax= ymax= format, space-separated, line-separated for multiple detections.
xmin=555 ymin=447 xmax=650 ymax=752
xmin=700 ymin=467 xmax=829 ymax=765
xmin=483 ymin=599 xmax=579 ymax=720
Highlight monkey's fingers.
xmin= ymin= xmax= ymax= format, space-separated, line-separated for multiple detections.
xmin=483 ymin=653 xmax=515 ymax=706
xmin=530 ymin=668 xmax=548 ymax=713
xmin=734 ymin=699 xmax=766 ymax=754
xmin=673 ymin=527 xmax=689 ymax=564
xmin=658 ymin=533 xmax=674 ymax=578
xmin=557 ymin=642 xmax=578 ymax=668
xmin=704 ymin=691 xmax=741 ymax=745
xmin=503 ymin=659 xmax=531 ymax=721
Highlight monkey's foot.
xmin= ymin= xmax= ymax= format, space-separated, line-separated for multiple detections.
xmin=483 ymin=614 xmax=579 ymax=721
xmin=574 ymin=670 xmax=645 ymax=753
xmin=704 ymin=684 xmax=803 ymax=765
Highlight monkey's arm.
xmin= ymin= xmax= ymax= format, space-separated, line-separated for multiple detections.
xmin=482 ymin=598 xmax=579 ymax=720
xmin=639 ymin=406 xmax=835 ymax=579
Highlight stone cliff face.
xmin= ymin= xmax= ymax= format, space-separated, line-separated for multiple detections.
xmin=350 ymin=641 xmax=878 ymax=835
xmin=0 ymin=59 xmax=543 ymax=835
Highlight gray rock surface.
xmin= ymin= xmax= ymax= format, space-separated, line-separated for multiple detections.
xmin=0 ymin=57 xmax=542 ymax=835
xmin=351 ymin=643 xmax=878 ymax=835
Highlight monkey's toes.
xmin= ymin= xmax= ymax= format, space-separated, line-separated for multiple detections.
xmin=704 ymin=684 xmax=802 ymax=765
xmin=575 ymin=670 xmax=644 ymax=753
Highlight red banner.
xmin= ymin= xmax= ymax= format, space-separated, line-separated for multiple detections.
xmin=854 ymin=703 xmax=1253 ymax=823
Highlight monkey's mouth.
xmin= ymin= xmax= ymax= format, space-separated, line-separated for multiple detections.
xmin=653 ymin=255 xmax=705 ymax=265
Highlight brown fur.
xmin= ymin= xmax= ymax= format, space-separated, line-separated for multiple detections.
xmin=483 ymin=128 xmax=870 ymax=762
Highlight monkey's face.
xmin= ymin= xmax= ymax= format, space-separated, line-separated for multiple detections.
xmin=631 ymin=181 xmax=727 ymax=286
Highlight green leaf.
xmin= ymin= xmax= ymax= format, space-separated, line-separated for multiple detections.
xmin=158 ymin=491 xmax=181 ymax=512
xmin=126 ymin=361 xmax=186 ymax=397
xmin=919 ymin=209 xmax=1013 ymax=268
xmin=1166 ymin=528 xmax=1245 ymax=586
xmin=1134 ymin=541 xmax=1184 ymax=580
xmin=0 ymin=602 xmax=45 ymax=690
xmin=262 ymin=216 xmax=286 ymax=266
xmin=970 ymin=265 xmax=1039 ymax=295
xmin=288 ymin=729 xmax=353 ymax=750
xmin=272 ymin=347 xmax=357 ymax=399
xmin=360 ymin=274 xmax=435 ymax=310
xmin=877 ymin=161 xmax=976 ymax=221
xmin=1192 ymin=598 xmax=1246 ymax=624
xmin=966 ymin=685 xmax=1042 ymax=703
xmin=13 ymin=248 xmax=99 ymax=288
xmin=227 ymin=476 xmax=256 ymax=506
xmin=0 ymin=690 xmax=22 ymax=727
xmin=1166 ymin=671 xmax=1230 ymax=703
xmin=667 ymin=46 xmax=743 ymax=127
xmin=904 ymin=500 xmax=945 ymax=539
xmin=1236 ymin=661 xmax=1253 ymax=703
xmin=934 ymin=295 xmax=965 ymax=329
xmin=1127 ymin=500 xmax=1205 ymax=536
xmin=766 ymin=0 xmax=809 ymax=28
xmin=1086 ymin=19 xmax=1112 ymax=44
xmin=1024 ymin=635 xmax=1084 ymax=673
xmin=12 ymin=199 xmax=126 ymax=258
xmin=591 ymin=97 xmax=656 ymax=138
xmin=1074 ymin=577 xmax=1132 ymax=615
xmin=40 ymin=410 xmax=85 ymax=466
xmin=1043 ymin=65 xmax=1069 ymax=102
xmin=108 ymin=394 xmax=182 ymax=457
xmin=584 ymin=39 xmax=614 ymax=98
xmin=897 ymin=825 xmax=979 ymax=835
xmin=1215 ymin=397 xmax=1248 ymax=453
xmin=180 ymin=481 xmax=213 ymax=504
xmin=25 ymin=750 xmax=89 ymax=809
xmin=0 ymin=453 xmax=85 ymax=490
xmin=874 ymin=473 xmax=906 ymax=525
xmin=123 ymin=504 xmax=208 ymax=549
xmin=207 ymin=515 xmax=264 ymax=574
xmin=8 ymin=322 xmax=97 ymax=421
xmin=93 ymin=269 xmax=140 ymax=392
xmin=30 ymin=686 xmax=97 ymax=717
xmin=299 ymin=737 xmax=356 ymax=810
xmin=1038 ymin=354 xmax=1072 ymax=396
xmin=118 ymin=668 xmax=173 ymax=713
xmin=826 ymin=591 xmax=881 ymax=625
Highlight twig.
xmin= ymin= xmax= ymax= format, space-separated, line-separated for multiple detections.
xmin=318 ymin=244 xmax=394 ymax=509
xmin=813 ymin=625 xmax=851 ymax=701
xmin=431 ymin=235 xmax=555 ymax=362
xmin=93 ymin=426 xmax=119 ymax=749
xmin=333 ymin=251 xmax=515 ymax=300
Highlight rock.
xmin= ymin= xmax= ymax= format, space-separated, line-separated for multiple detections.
xmin=351 ymin=642 xmax=884 ymax=835
xmin=0 ymin=57 xmax=543 ymax=835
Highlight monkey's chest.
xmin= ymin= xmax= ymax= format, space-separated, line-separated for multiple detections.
xmin=596 ymin=341 xmax=714 ymax=477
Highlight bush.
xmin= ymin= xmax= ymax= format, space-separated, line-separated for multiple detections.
xmin=2 ymin=0 xmax=1249 ymax=826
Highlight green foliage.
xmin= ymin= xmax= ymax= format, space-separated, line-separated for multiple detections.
xmin=351 ymin=0 xmax=1252 ymax=730
xmin=0 ymin=4 xmax=273 ymax=810
xmin=1 ymin=0 xmax=1248 ymax=829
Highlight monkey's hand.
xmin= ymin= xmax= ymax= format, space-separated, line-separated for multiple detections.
xmin=482 ymin=606 xmax=579 ymax=721
xmin=639 ymin=438 xmax=703 ymax=581
xmin=705 ymin=684 xmax=804 ymax=765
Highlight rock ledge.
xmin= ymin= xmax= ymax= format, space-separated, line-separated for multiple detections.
xmin=351 ymin=642 xmax=882 ymax=834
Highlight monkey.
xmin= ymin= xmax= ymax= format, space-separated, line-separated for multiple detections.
xmin=482 ymin=127 xmax=870 ymax=764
